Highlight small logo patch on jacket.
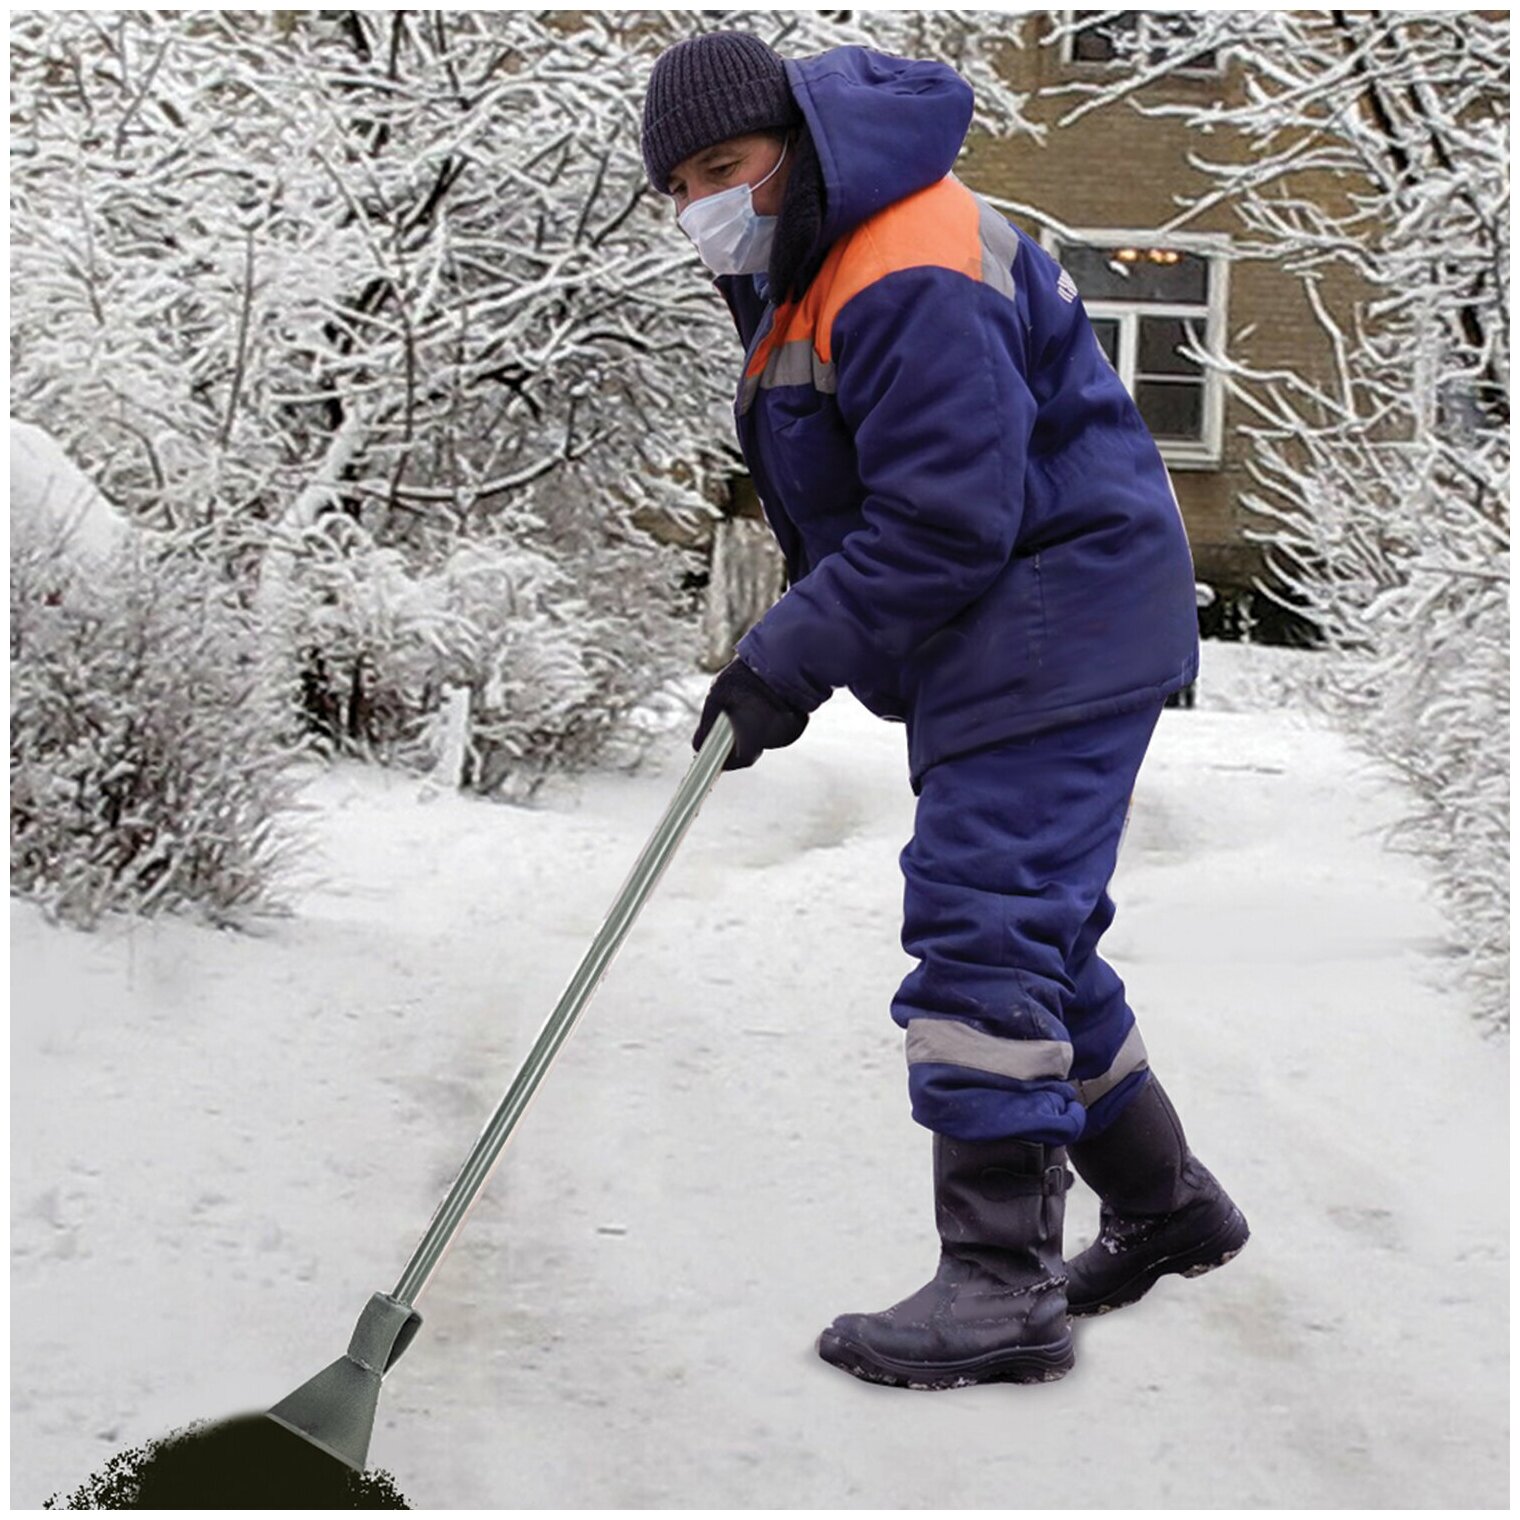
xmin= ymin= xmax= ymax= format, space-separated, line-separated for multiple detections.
xmin=1056 ymin=268 xmax=1079 ymax=303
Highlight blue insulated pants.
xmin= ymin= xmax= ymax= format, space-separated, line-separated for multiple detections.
xmin=893 ymin=702 xmax=1163 ymax=1145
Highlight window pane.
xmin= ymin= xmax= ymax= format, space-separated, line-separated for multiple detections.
xmin=1135 ymin=379 xmax=1204 ymax=440
xmin=1138 ymin=316 xmax=1204 ymax=376
xmin=1090 ymin=317 xmax=1120 ymax=368
xmin=1057 ymin=242 xmax=1209 ymax=304
xmin=1071 ymin=29 xmax=1116 ymax=61
xmin=1071 ymin=13 xmax=1126 ymax=61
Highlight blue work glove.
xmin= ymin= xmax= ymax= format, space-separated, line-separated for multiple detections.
xmin=692 ymin=657 xmax=809 ymax=771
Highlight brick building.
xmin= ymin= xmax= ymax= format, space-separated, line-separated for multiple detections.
xmin=960 ymin=10 xmax=1370 ymax=613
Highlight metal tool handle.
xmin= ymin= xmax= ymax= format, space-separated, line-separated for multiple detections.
xmin=391 ymin=711 xmax=735 ymax=1307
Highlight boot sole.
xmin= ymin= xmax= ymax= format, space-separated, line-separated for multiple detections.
xmin=1069 ymin=1208 xmax=1250 ymax=1318
xmin=816 ymin=1329 xmax=1075 ymax=1390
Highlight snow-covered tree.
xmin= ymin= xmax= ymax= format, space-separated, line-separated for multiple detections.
xmin=1040 ymin=10 xmax=1509 ymax=1027
xmin=11 ymin=9 xmax=1039 ymax=786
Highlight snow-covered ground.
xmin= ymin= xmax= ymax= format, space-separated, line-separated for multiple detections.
xmin=12 ymin=642 xmax=1507 ymax=1508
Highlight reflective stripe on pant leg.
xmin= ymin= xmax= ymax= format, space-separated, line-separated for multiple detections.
xmin=1071 ymin=1022 xmax=1149 ymax=1108
xmin=1063 ymin=890 xmax=1150 ymax=1138
xmin=905 ymin=1018 xmax=1073 ymax=1084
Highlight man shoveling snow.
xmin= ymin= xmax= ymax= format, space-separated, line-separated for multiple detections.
xmin=640 ymin=31 xmax=1249 ymax=1390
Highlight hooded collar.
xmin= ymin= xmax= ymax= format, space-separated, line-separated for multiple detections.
xmin=784 ymin=47 xmax=973 ymax=250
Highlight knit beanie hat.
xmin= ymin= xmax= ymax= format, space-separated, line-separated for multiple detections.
xmin=641 ymin=31 xmax=803 ymax=194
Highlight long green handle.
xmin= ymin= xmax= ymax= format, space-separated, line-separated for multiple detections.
xmin=391 ymin=710 xmax=735 ymax=1307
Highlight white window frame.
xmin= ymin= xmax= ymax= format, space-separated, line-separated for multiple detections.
xmin=1040 ymin=227 xmax=1232 ymax=471
xmin=1059 ymin=10 xmax=1226 ymax=77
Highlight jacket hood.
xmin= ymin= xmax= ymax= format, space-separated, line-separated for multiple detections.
xmin=782 ymin=47 xmax=974 ymax=249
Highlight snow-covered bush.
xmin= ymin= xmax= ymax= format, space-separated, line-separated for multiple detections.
xmin=285 ymin=514 xmax=694 ymax=798
xmin=1249 ymin=417 xmax=1510 ymax=1030
xmin=419 ymin=540 xmax=638 ymax=797
xmin=10 ymin=523 xmax=305 ymax=927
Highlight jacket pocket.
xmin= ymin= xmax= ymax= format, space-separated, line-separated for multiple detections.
xmin=764 ymin=390 xmax=857 ymax=523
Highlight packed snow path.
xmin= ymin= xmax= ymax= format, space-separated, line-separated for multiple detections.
xmin=12 ymin=645 xmax=1506 ymax=1508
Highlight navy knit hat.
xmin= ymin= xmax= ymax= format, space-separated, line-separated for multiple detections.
xmin=641 ymin=31 xmax=802 ymax=194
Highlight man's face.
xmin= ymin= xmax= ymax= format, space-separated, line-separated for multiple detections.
xmin=667 ymin=132 xmax=791 ymax=218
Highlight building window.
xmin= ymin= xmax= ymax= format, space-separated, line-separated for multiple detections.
xmin=1043 ymin=231 xmax=1231 ymax=469
xmin=1064 ymin=11 xmax=1222 ymax=74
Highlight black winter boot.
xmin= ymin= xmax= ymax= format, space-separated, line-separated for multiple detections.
xmin=816 ymin=1136 xmax=1074 ymax=1389
xmin=1066 ymin=1076 xmax=1249 ymax=1317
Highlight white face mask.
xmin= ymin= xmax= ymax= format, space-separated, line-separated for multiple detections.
xmin=677 ymin=136 xmax=789 ymax=278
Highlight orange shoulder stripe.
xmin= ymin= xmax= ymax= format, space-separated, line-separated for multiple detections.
xmin=746 ymin=176 xmax=983 ymax=377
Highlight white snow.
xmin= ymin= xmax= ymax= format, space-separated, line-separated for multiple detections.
xmin=9 ymin=419 xmax=128 ymax=561
xmin=11 ymin=642 xmax=1507 ymax=1508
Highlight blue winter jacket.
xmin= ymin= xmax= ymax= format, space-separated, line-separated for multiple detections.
xmin=718 ymin=47 xmax=1199 ymax=788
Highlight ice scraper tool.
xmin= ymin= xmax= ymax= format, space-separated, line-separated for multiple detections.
xmin=51 ymin=714 xmax=736 ymax=1508
xmin=269 ymin=711 xmax=736 ymax=1468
